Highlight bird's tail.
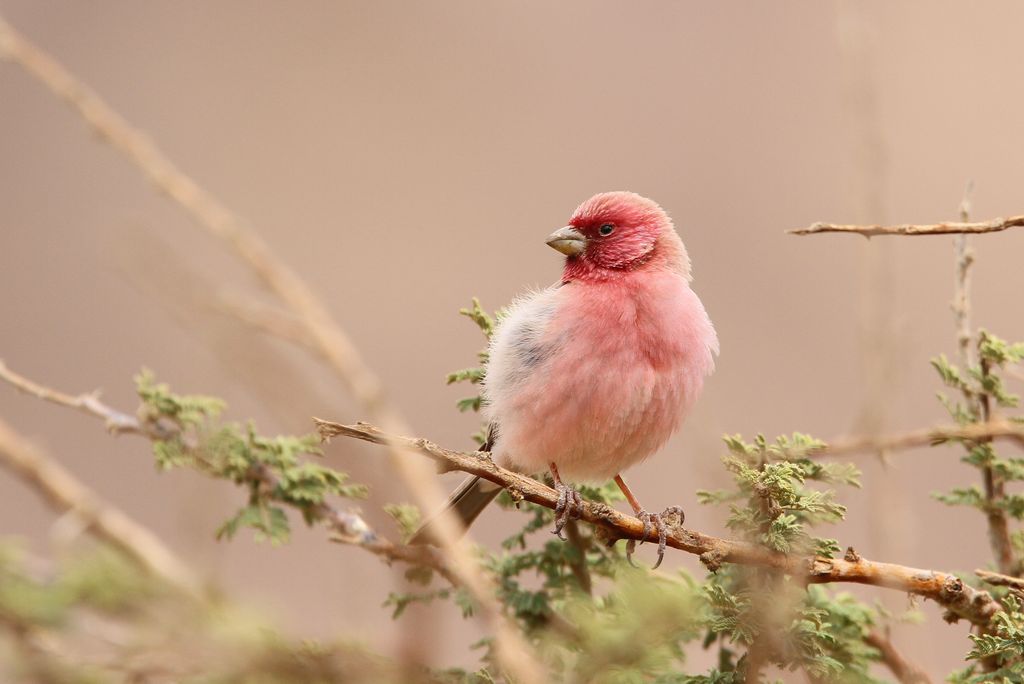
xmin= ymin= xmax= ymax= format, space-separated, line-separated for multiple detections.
xmin=408 ymin=475 xmax=501 ymax=545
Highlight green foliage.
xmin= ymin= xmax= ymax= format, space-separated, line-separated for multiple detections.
xmin=134 ymin=372 xmax=367 ymax=545
xmin=802 ymin=588 xmax=882 ymax=681
xmin=459 ymin=297 xmax=498 ymax=340
xmin=447 ymin=367 xmax=486 ymax=386
xmin=136 ymin=369 xmax=227 ymax=426
xmin=0 ymin=542 xmax=161 ymax=630
xmin=558 ymin=573 xmax=706 ymax=682
xmin=0 ymin=541 xmax=460 ymax=683
xmin=447 ymin=299 xmax=503 ymax=432
xmin=217 ymin=503 xmax=291 ymax=544
xmin=383 ymin=503 xmax=423 ymax=542
xmin=928 ymin=329 xmax=1024 ymax=677
xmin=486 ymin=483 xmax=627 ymax=632
xmin=698 ymin=565 xmax=881 ymax=682
xmin=951 ymin=594 xmax=1024 ymax=682
xmin=707 ymin=433 xmax=857 ymax=556
xmin=686 ymin=434 xmax=877 ymax=679
xmin=933 ymin=332 xmax=1024 ymax=529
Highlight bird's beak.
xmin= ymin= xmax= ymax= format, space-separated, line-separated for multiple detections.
xmin=546 ymin=226 xmax=586 ymax=256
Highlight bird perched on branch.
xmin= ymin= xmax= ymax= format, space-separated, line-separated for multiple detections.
xmin=411 ymin=191 xmax=718 ymax=566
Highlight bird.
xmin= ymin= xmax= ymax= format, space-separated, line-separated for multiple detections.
xmin=410 ymin=191 xmax=718 ymax=567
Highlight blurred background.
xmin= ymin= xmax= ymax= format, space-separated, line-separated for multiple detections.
xmin=2 ymin=1 xmax=1023 ymax=677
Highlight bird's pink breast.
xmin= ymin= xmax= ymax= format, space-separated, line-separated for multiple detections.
xmin=491 ymin=271 xmax=716 ymax=482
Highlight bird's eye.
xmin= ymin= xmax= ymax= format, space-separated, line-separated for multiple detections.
xmin=599 ymin=223 xmax=615 ymax=236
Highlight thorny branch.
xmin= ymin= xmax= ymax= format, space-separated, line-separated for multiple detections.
xmin=316 ymin=419 xmax=1003 ymax=626
xmin=0 ymin=14 xmax=543 ymax=681
xmin=0 ymin=361 xmax=143 ymax=436
xmin=788 ymin=215 xmax=1024 ymax=237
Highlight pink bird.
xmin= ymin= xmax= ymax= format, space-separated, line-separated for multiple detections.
xmin=412 ymin=191 xmax=718 ymax=566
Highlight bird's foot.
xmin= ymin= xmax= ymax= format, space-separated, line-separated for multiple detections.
xmin=626 ymin=505 xmax=685 ymax=569
xmin=552 ymin=481 xmax=583 ymax=540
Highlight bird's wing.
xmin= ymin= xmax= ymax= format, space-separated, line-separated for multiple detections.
xmin=482 ymin=285 xmax=565 ymax=411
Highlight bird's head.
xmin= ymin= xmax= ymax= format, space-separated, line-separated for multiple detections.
xmin=547 ymin=191 xmax=690 ymax=283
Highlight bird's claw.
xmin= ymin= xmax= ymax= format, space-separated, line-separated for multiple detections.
xmin=552 ymin=481 xmax=583 ymax=540
xmin=627 ymin=505 xmax=685 ymax=569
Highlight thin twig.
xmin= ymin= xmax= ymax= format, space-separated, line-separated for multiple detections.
xmin=0 ymin=361 xmax=143 ymax=436
xmin=317 ymin=419 xmax=1002 ymax=626
xmin=0 ymin=417 xmax=205 ymax=599
xmin=0 ymin=16 xmax=541 ymax=680
xmin=976 ymin=568 xmax=1024 ymax=592
xmin=788 ymin=216 xmax=1024 ymax=237
xmin=863 ymin=631 xmax=933 ymax=684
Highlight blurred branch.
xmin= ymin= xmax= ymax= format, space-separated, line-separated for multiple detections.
xmin=952 ymin=186 xmax=976 ymax=367
xmin=213 ymin=293 xmax=315 ymax=353
xmin=817 ymin=420 xmax=1024 ymax=458
xmin=316 ymin=419 xmax=1002 ymax=626
xmin=863 ymin=631 xmax=933 ymax=684
xmin=0 ymin=13 xmax=387 ymax=420
xmin=0 ymin=416 xmax=205 ymax=599
xmin=976 ymin=568 xmax=1024 ymax=592
xmin=788 ymin=216 xmax=1024 ymax=237
xmin=0 ymin=15 xmax=542 ymax=680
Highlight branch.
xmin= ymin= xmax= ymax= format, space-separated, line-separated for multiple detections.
xmin=863 ymin=631 xmax=933 ymax=684
xmin=788 ymin=216 xmax=1024 ymax=237
xmin=817 ymin=420 xmax=1024 ymax=458
xmin=976 ymin=568 xmax=1024 ymax=592
xmin=0 ymin=417 xmax=205 ymax=599
xmin=952 ymin=185 xmax=976 ymax=367
xmin=0 ymin=360 xmax=144 ymax=436
xmin=952 ymin=192 xmax=1016 ymax=577
xmin=316 ymin=420 xmax=1003 ymax=626
xmin=213 ymin=293 xmax=315 ymax=353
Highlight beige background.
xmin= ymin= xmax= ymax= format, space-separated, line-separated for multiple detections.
xmin=2 ymin=1 xmax=1024 ymax=678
